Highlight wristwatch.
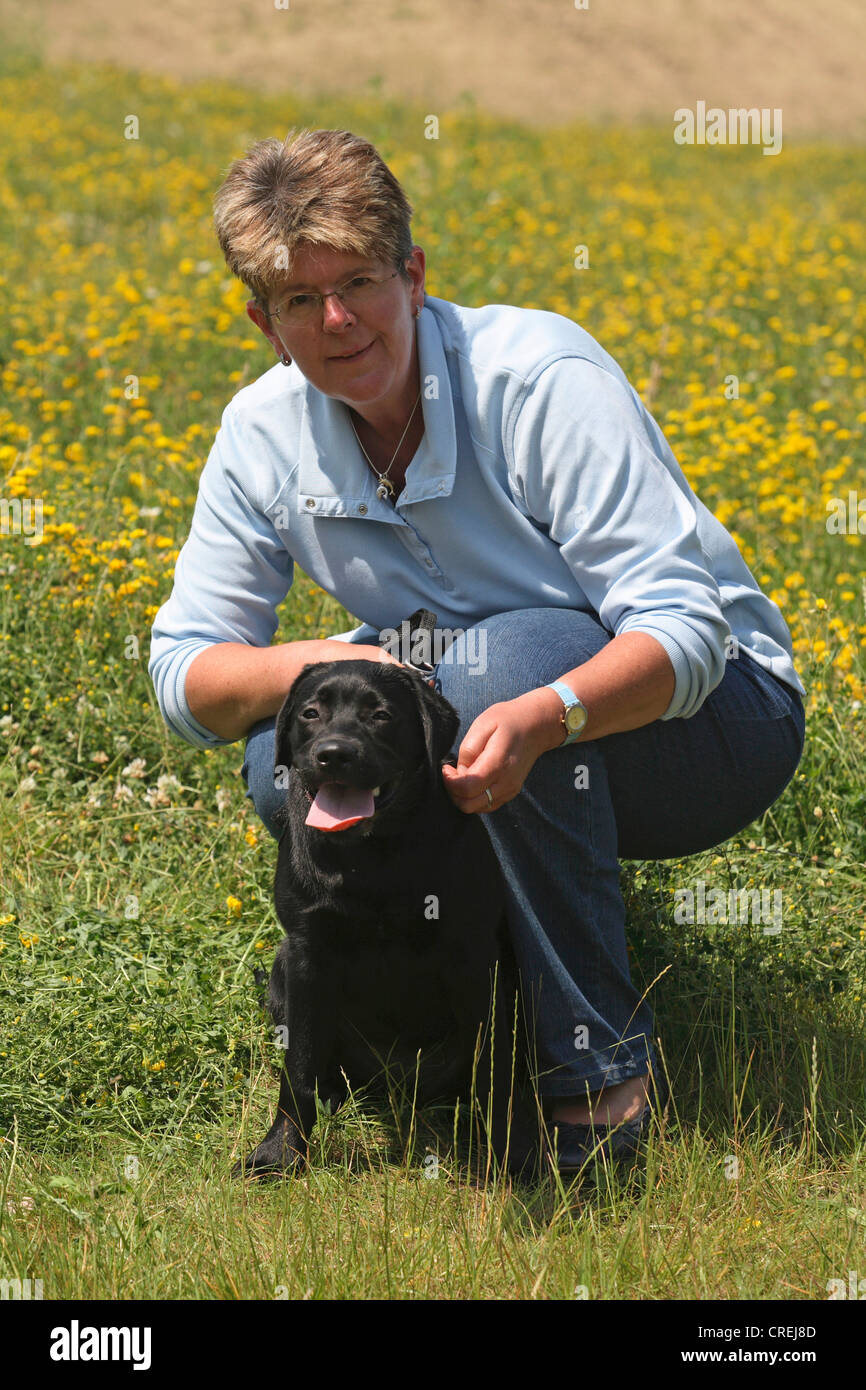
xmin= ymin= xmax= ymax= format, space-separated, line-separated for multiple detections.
xmin=546 ymin=680 xmax=588 ymax=745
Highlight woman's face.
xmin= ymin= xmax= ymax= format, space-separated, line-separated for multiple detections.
xmin=247 ymin=243 xmax=426 ymax=414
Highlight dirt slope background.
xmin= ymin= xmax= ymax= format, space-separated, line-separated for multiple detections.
xmin=2 ymin=0 xmax=865 ymax=138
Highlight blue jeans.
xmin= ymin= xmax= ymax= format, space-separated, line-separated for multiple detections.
xmin=241 ymin=609 xmax=805 ymax=1099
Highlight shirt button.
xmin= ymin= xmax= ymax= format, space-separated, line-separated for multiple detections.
xmin=305 ymin=498 xmax=316 ymax=509
xmin=358 ymin=503 xmax=368 ymax=515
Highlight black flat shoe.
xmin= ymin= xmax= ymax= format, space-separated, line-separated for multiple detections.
xmin=546 ymin=1070 xmax=669 ymax=1177
xmin=548 ymin=1108 xmax=650 ymax=1175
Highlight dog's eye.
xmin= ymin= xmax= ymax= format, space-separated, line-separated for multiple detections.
xmin=372 ymin=710 xmax=392 ymax=722
xmin=300 ymin=707 xmax=320 ymax=719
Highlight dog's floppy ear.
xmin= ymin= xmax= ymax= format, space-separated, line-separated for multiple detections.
xmin=273 ymin=662 xmax=319 ymax=776
xmin=411 ymin=675 xmax=460 ymax=790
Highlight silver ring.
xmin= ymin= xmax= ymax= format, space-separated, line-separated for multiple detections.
xmin=484 ymin=788 xmax=493 ymax=808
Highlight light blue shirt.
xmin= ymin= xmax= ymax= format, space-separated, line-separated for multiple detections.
xmin=148 ymin=293 xmax=805 ymax=749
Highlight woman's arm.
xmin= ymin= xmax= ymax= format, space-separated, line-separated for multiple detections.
xmin=443 ymin=348 xmax=730 ymax=814
xmin=186 ymin=639 xmax=401 ymax=743
xmin=442 ymin=631 xmax=675 ymax=813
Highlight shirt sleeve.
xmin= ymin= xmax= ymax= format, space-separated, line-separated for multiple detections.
xmin=508 ymin=356 xmax=731 ymax=719
xmin=148 ymin=408 xmax=294 ymax=748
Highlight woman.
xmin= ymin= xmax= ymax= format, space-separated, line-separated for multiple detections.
xmin=148 ymin=128 xmax=805 ymax=1174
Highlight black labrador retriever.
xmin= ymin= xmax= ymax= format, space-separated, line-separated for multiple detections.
xmin=234 ymin=648 xmax=539 ymax=1179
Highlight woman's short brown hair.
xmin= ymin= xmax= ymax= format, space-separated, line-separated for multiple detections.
xmin=213 ymin=128 xmax=414 ymax=306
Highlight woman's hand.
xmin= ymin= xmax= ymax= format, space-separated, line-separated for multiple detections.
xmin=441 ymin=687 xmax=564 ymax=813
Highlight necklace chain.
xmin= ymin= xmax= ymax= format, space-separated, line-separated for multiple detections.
xmin=350 ymin=391 xmax=422 ymax=500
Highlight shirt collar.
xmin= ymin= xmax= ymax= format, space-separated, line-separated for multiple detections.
xmin=295 ymin=297 xmax=456 ymax=515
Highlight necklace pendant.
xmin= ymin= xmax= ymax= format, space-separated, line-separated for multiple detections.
xmin=376 ymin=479 xmax=395 ymax=500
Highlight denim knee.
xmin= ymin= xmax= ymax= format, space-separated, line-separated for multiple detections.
xmin=436 ymin=607 xmax=610 ymax=724
xmin=240 ymin=716 xmax=283 ymax=841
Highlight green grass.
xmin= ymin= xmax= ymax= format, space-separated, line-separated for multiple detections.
xmin=1 ymin=1092 xmax=864 ymax=1299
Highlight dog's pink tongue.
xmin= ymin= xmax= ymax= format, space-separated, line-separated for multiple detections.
xmin=305 ymin=783 xmax=376 ymax=831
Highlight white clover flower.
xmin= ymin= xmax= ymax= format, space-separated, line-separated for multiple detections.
xmin=145 ymin=779 xmax=177 ymax=808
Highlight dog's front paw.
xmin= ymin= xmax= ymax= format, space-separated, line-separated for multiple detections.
xmin=233 ymin=1119 xmax=308 ymax=1179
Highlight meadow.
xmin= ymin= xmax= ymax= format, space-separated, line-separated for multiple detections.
xmin=0 ymin=53 xmax=864 ymax=1300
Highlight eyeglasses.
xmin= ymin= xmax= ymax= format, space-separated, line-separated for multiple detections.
xmin=268 ymin=270 xmax=401 ymax=327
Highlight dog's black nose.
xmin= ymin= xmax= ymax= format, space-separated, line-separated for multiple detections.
xmin=313 ymin=740 xmax=359 ymax=773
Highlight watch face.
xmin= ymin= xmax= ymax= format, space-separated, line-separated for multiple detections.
xmin=564 ymin=702 xmax=587 ymax=734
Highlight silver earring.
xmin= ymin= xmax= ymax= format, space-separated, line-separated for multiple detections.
xmin=279 ymin=352 xmax=292 ymax=366
xmin=414 ymin=305 xmax=421 ymax=319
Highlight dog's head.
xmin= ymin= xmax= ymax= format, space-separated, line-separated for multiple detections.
xmin=274 ymin=660 xmax=460 ymax=835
